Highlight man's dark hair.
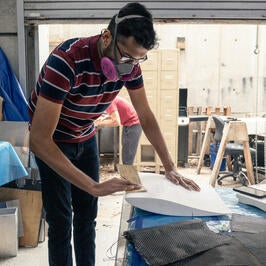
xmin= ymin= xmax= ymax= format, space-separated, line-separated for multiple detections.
xmin=107 ymin=2 xmax=158 ymax=50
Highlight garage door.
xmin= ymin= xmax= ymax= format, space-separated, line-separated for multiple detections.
xmin=24 ymin=0 xmax=266 ymax=22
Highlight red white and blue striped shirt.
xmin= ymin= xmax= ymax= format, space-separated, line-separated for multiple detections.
xmin=28 ymin=35 xmax=143 ymax=143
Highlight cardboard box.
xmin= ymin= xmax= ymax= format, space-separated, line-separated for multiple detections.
xmin=0 ymin=188 xmax=42 ymax=247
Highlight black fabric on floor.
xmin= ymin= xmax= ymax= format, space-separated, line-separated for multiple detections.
xmin=124 ymin=220 xmax=230 ymax=266
xmin=229 ymin=213 xmax=266 ymax=265
xmin=124 ymin=219 xmax=264 ymax=266
xmin=231 ymin=213 xmax=266 ymax=233
xmin=230 ymin=231 xmax=266 ymax=265
xmin=169 ymin=236 xmax=261 ymax=266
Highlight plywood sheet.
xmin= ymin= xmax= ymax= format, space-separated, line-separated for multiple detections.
xmin=125 ymin=173 xmax=231 ymax=216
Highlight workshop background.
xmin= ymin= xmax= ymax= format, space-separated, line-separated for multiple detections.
xmin=0 ymin=1 xmax=265 ymax=265
xmin=1 ymin=1 xmax=265 ymax=171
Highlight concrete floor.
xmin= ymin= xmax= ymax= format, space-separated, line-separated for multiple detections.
xmin=0 ymin=192 xmax=124 ymax=266
xmin=0 ymin=165 xmax=242 ymax=266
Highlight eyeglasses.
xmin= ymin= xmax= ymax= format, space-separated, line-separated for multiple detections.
xmin=115 ymin=41 xmax=148 ymax=64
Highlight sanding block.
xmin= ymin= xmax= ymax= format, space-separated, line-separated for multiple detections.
xmin=117 ymin=164 xmax=146 ymax=192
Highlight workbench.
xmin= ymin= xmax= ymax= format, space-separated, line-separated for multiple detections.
xmin=115 ymin=188 xmax=266 ymax=266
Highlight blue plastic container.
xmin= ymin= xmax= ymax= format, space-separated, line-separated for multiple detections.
xmin=210 ymin=143 xmax=226 ymax=171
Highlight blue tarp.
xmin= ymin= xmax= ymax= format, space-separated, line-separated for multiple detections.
xmin=0 ymin=47 xmax=29 ymax=121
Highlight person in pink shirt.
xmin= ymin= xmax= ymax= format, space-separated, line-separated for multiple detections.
xmin=95 ymin=96 xmax=142 ymax=164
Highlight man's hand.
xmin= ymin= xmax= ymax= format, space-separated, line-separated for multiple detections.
xmin=92 ymin=177 xmax=142 ymax=196
xmin=165 ymin=170 xmax=200 ymax=191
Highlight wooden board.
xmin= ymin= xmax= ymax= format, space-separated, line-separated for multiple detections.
xmin=0 ymin=188 xmax=42 ymax=247
xmin=125 ymin=173 xmax=231 ymax=216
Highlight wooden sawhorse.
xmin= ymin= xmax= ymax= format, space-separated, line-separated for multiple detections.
xmin=197 ymin=117 xmax=255 ymax=187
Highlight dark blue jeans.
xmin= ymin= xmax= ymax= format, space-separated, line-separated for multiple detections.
xmin=35 ymin=136 xmax=99 ymax=266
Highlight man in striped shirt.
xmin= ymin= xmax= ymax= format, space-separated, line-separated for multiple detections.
xmin=28 ymin=2 xmax=200 ymax=266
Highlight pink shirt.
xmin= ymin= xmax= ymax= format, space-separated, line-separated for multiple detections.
xmin=106 ymin=96 xmax=140 ymax=127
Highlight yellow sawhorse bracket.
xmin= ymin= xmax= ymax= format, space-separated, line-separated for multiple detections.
xmin=197 ymin=117 xmax=255 ymax=187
